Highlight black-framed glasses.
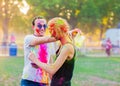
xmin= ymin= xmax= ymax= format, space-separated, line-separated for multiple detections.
xmin=37 ymin=23 xmax=47 ymax=29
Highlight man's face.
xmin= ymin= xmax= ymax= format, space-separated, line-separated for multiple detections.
xmin=34 ymin=19 xmax=47 ymax=36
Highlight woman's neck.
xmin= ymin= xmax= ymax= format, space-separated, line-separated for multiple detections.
xmin=60 ymin=34 xmax=72 ymax=45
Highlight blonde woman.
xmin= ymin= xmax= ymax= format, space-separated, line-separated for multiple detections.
xmin=29 ymin=17 xmax=76 ymax=86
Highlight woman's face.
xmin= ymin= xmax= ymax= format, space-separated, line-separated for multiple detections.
xmin=50 ymin=28 xmax=56 ymax=37
xmin=49 ymin=27 xmax=61 ymax=40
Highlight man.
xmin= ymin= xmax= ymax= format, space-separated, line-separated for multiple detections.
xmin=20 ymin=16 xmax=56 ymax=86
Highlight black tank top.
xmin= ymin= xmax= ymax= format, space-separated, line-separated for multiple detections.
xmin=51 ymin=44 xmax=76 ymax=86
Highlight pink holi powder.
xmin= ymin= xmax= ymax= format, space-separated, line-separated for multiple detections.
xmin=38 ymin=44 xmax=48 ymax=63
xmin=35 ymin=44 xmax=48 ymax=78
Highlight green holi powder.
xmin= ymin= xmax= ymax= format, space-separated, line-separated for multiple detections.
xmin=31 ymin=47 xmax=36 ymax=54
xmin=63 ymin=45 xmax=68 ymax=49
xmin=56 ymin=19 xmax=64 ymax=25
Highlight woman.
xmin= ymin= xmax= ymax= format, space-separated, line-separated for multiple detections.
xmin=29 ymin=17 xmax=76 ymax=86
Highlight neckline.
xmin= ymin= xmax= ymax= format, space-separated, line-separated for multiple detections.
xmin=33 ymin=34 xmax=43 ymax=37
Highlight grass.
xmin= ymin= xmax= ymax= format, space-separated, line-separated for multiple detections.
xmin=0 ymin=57 xmax=24 ymax=86
xmin=72 ymin=55 xmax=120 ymax=86
xmin=0 ymin=55 xmax=120 ymax=86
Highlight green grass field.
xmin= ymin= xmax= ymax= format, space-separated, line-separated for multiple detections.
xmin=0 ymin=55 xmax=120 ymax=86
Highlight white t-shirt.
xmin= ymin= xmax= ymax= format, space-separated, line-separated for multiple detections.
xmin=22 ymin=35 xmax=55 ymax=84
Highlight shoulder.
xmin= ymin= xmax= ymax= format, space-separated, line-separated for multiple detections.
xmin=24 ymin=35 xmax=35 ymax=44
xmin=63 ymin=43 xmax=74 ymax=51
xmin=24 ymin=35 xmax=34 ymax=39
xmin=62 ymin=43 xmax=75 ymax=60
xmin=24 ymin=35 xmax=35 ymax=40
xmin=64 ymin=43 xmax=74 ymax=47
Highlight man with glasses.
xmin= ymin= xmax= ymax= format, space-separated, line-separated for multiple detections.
xmin=20 ymin=16 xmax=56 ymax=86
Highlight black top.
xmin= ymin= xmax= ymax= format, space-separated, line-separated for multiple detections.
xmin=51 ymin=44 xmax=76 ymax=86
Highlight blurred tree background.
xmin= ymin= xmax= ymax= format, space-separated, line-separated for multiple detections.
xmin=0 ymin=0 xmax=120 ymax=44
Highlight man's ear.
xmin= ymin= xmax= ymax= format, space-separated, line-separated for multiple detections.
xmin=32 ymin=25 xmax=34 ymax=29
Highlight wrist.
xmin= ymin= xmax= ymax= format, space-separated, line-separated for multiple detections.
xmin=35 ymin=59 xmax=40 ymax=65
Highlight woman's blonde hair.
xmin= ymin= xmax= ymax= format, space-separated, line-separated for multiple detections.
xmin=48 ymin=17 xmax=70 ymax=36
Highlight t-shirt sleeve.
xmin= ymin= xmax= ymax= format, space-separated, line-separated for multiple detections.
xmin=24 ymin=35 xmax=34 ymax=48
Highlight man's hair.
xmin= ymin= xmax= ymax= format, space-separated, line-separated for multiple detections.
xmin=32 ymin=16 xmax=45 ymax=26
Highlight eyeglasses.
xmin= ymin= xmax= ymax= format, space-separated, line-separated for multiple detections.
xmin=37 ymin=23 xmax=47 ymax=29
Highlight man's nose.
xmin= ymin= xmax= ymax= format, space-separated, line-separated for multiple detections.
xmin=40 ymin=26 xmax=44 ymax=30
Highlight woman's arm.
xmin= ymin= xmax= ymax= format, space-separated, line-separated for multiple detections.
xmin=29 ymin=44 xmax=72 ymax=75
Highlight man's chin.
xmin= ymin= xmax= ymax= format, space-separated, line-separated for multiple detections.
xmin=39 ymin=34 xmax=44 ymax=36
xmin=38 ymin=32 xmax=44 ymax=36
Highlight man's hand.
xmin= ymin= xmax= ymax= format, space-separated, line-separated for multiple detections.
xmin=29 ymin=52 xmax=39 ymax=69
xmin=69 ymin=28 xmax=82 ymax=38
xmin=29 ymin=52 xmax=36 ymax=62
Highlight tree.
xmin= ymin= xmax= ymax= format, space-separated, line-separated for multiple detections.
xmin=27 ymin=0 xmax=80 ymax=29
xmin=79 ymin=0 xmax=100 ymax=33
xmin=1 ymin=0 xmax=119 ymax=42
xmin=0 ymin=0 xmax=32 ymax=43
xmin=0 ymin=0 xmax=21 ymax=43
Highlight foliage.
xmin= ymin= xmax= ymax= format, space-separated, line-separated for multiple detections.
xmin=26 ymin=0 xmax=120 ymax=38
xmin=27 ymin=0 xmax=79 ymax=28
xmin=1 ymin=0 xmax=120 ymax=41
xmin=0 ymin=0 xmax=31 ymax=41
xmin=80 ymin=0 xmax=100 ymax=24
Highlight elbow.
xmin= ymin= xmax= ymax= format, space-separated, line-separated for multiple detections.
xmin=49 ymin=70 xmax=55 ymax=76
xmin=30 ymin=41 xmax=38 ymax=46
xmin=49 ymin=69 xmax=57 ymax=75
xmin=45 ymin=64 xmax=58 ymax=75
xmin=30 ymin=41 xmax=35 ymax=46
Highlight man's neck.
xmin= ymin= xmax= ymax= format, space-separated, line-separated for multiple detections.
xmin=33 ymin=34 xmax=43 ymax=37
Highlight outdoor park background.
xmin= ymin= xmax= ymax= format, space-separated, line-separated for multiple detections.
xmin=0 ymin=0 xmax=120 ymax=86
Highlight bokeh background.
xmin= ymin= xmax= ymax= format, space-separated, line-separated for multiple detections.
xmin=0 ymin=0 xmax=120 ymax=86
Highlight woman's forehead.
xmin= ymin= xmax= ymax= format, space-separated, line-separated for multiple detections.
xmin=35 ymin=19 xmax=46 ymax=24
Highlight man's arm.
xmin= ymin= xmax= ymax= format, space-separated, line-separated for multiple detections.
xmin=30 ymin=36 xmax=56 ymax=46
